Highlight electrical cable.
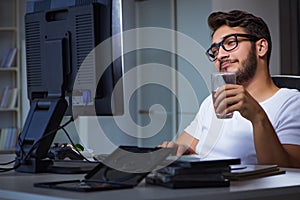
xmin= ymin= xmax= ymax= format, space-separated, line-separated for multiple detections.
xmin=0 ymin=158 xmax=19 ymax=172
xmin=61 ymin=126 xmax=97 ymax=163
xmin=0 ymin=160 xmax=15 ymax=165
xmin=0 ymin=116 xmax=98 ymax=173
xmin=22 ymin=117 xmax=74 ymax=162
xmin=0 ymin=117 xmax=74 ymax=173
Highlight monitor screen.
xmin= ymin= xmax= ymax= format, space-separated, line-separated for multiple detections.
xmin=15 ymin=0 xmax=124 ymax=173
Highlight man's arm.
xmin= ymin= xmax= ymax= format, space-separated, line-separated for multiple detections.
xmin=215 ymin=84 xmax=300 ymax=167
xmin=252 ymin=111 xmax=300 ymax=168
xmin=159 ymin=131 xmax=199 ymax=156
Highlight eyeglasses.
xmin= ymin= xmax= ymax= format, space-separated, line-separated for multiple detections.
xmin=206 ymin=33 xmax=260 ymax=62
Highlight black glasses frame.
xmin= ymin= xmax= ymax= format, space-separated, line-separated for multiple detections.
xmin=206 ymin=33 xmax=260 ymax=62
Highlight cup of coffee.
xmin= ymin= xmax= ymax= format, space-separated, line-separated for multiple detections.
xmin=211 ymin=72 xmax=236 ymax=119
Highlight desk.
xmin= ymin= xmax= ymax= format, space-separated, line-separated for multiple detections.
xmin=1 ymin=154 xmax=300 ymax=200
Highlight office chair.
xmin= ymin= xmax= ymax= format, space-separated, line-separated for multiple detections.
xmin=271 ymin=75 xmax=300 ymax=91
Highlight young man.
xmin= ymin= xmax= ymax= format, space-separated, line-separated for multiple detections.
xmin=160 ymin=10 xmax=300 ymax=168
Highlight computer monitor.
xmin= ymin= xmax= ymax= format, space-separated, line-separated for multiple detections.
xmin=14 ymin=0 xmax=124 ymax=173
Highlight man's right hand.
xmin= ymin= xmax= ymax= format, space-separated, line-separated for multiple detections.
xmin=158 ymin=141 xmax=195 ymax=156
xmin=158 ymin=131 xmax=199 ymax=156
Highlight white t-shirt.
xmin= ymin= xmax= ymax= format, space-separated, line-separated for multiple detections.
xmin=184 ymin=88 xmax=300 ymax=164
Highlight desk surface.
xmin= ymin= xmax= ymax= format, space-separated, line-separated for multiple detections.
xmin=1 ymin=154 xmax=300 ymax=200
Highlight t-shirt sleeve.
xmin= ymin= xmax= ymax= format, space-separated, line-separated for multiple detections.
xmin=184 ymin=112 xmax=200 ymax=137
xmin=275 ymin=93 xmax=300 ymax=145
xmin=184 ymin=96 xmax=212 ymax=139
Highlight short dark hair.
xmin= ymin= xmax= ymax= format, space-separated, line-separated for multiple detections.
xmin=207 ymin=10 xmax=272 ymax=66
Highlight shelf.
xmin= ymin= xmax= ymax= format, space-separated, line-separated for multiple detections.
xmin=0 ymin=108 xmax=18 ymax=112
xmin=0 ymin=0 xmax=21 ymax=152
xmin=0 ymin=27 xmax=17 ymax=31
xmin=0 ymin=67 xmax=18 ymax=72
xmin=0 ymin=149 xmax=15 ymax=153
xmin=0 ymin=149 xmax=15 ymax=154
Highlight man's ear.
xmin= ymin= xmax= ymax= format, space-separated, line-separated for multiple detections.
xmin=257 ymin=38 xmax=268 ymax=57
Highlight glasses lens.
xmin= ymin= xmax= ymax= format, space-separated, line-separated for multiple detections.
xmin=206 ymin=45 xmax=218 ymax=61
xmin=223 ymin=35 xmax=238 ymax=51
xmin=206 ymin=35 xmax=239 ymax=62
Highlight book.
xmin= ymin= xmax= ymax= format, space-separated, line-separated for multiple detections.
xmin=0 ymin=129 xmax=8 ymax=150
xmin=0 ymin=87 xmax=17 ymax=108
xmin=168 ymin=156 xmax=241 ymax=168
xmin=8 ymin=88 xmax=18 ymax=108
xmin=157 ymin=165 xmax=230 ymax=176
xmin=146 ymin=172 xmax=230 ymax=188
xmin=7 ymin=128 xmax=18 ymax=149
xmin=0 ymin=49 xmax=10 ymax=67
xmin=154 ymin=172 xmax=226 ymax=182
xmin=0 ymin=48 xmax=17 ymax=68
xmin=4 ymin=128 xmax=12 ymax=149
xmin=223 ymin=165 xmax=286 ymax=181
xmin=0 ymin=86 xmax=11 ymax=108
xmin=0 ymin=128 xmax=19 ymax=150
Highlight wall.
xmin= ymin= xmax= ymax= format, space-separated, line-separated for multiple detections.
xmin=174 ymin=0 xmax=281 ymax=135
xmin=175 ymin=0 xmax=213 ymax=135
xmin=211 ymin=0 xmax=280 ymax=75
xmin=19 ymin=0 xmax=282 ymax=153
xmin=135 ymin=0 xmax=177 ymax=146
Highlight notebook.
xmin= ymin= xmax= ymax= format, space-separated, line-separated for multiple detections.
xmin=34 ymin=146 xmax=175 ymax=192
xmin=223 ymin=164 xmax=286 ymax=181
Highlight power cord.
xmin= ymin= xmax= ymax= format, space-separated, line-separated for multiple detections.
xmin=0 ymin=160 xmax=15 ymax=165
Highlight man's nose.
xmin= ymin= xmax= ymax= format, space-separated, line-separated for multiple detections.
xmin=216 ymin=46 xmax=229 ymax=60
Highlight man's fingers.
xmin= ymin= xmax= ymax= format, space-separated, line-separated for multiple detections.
xmin=158 ymin=141 xmax=180 ymax=149
xmin=176 ymin=145 xmax=188 ymax=156
xmin=158 ymin=141 xmax=190 ymax=156
xmin=158 ymin=141 xmax=171 ymax=148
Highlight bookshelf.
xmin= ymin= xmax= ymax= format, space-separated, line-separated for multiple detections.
xmin=0 ymin=0 xmax=21 ymax=152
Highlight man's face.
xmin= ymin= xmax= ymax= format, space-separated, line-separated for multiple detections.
xmin=211 ymin=25 xmax=258 ymax=84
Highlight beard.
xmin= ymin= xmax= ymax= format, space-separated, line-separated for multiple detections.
xmin=235 ymin=45 xmax=257 ymax=85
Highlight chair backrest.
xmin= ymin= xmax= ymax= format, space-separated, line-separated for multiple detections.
xmin=271 ymin=75 xmax=300 ymax=91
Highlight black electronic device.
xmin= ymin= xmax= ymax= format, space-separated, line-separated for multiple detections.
xmin=14 ymin=0 xmax=125 ymax=173
xmin=145 ymin=157 xmax=240 ymax=189
xmin=47 ymin=143 xmax=84 ymax=160
xmin=34 ymin=146 xmax=175 ymax=192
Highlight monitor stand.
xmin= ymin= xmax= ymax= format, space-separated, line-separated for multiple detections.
xmin=48 ymin=160 xmax=99 ymax=174
xmin=14 ymin=98 xmax=67 ymax=173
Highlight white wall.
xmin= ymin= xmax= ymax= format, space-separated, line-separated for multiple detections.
xmin=20 ymin=1 xmax=28 ymax=127
xmin=211 ymin=0 xmax=280 ymax=75
xmin=175 ymin=0 xmax=213 ymax=135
